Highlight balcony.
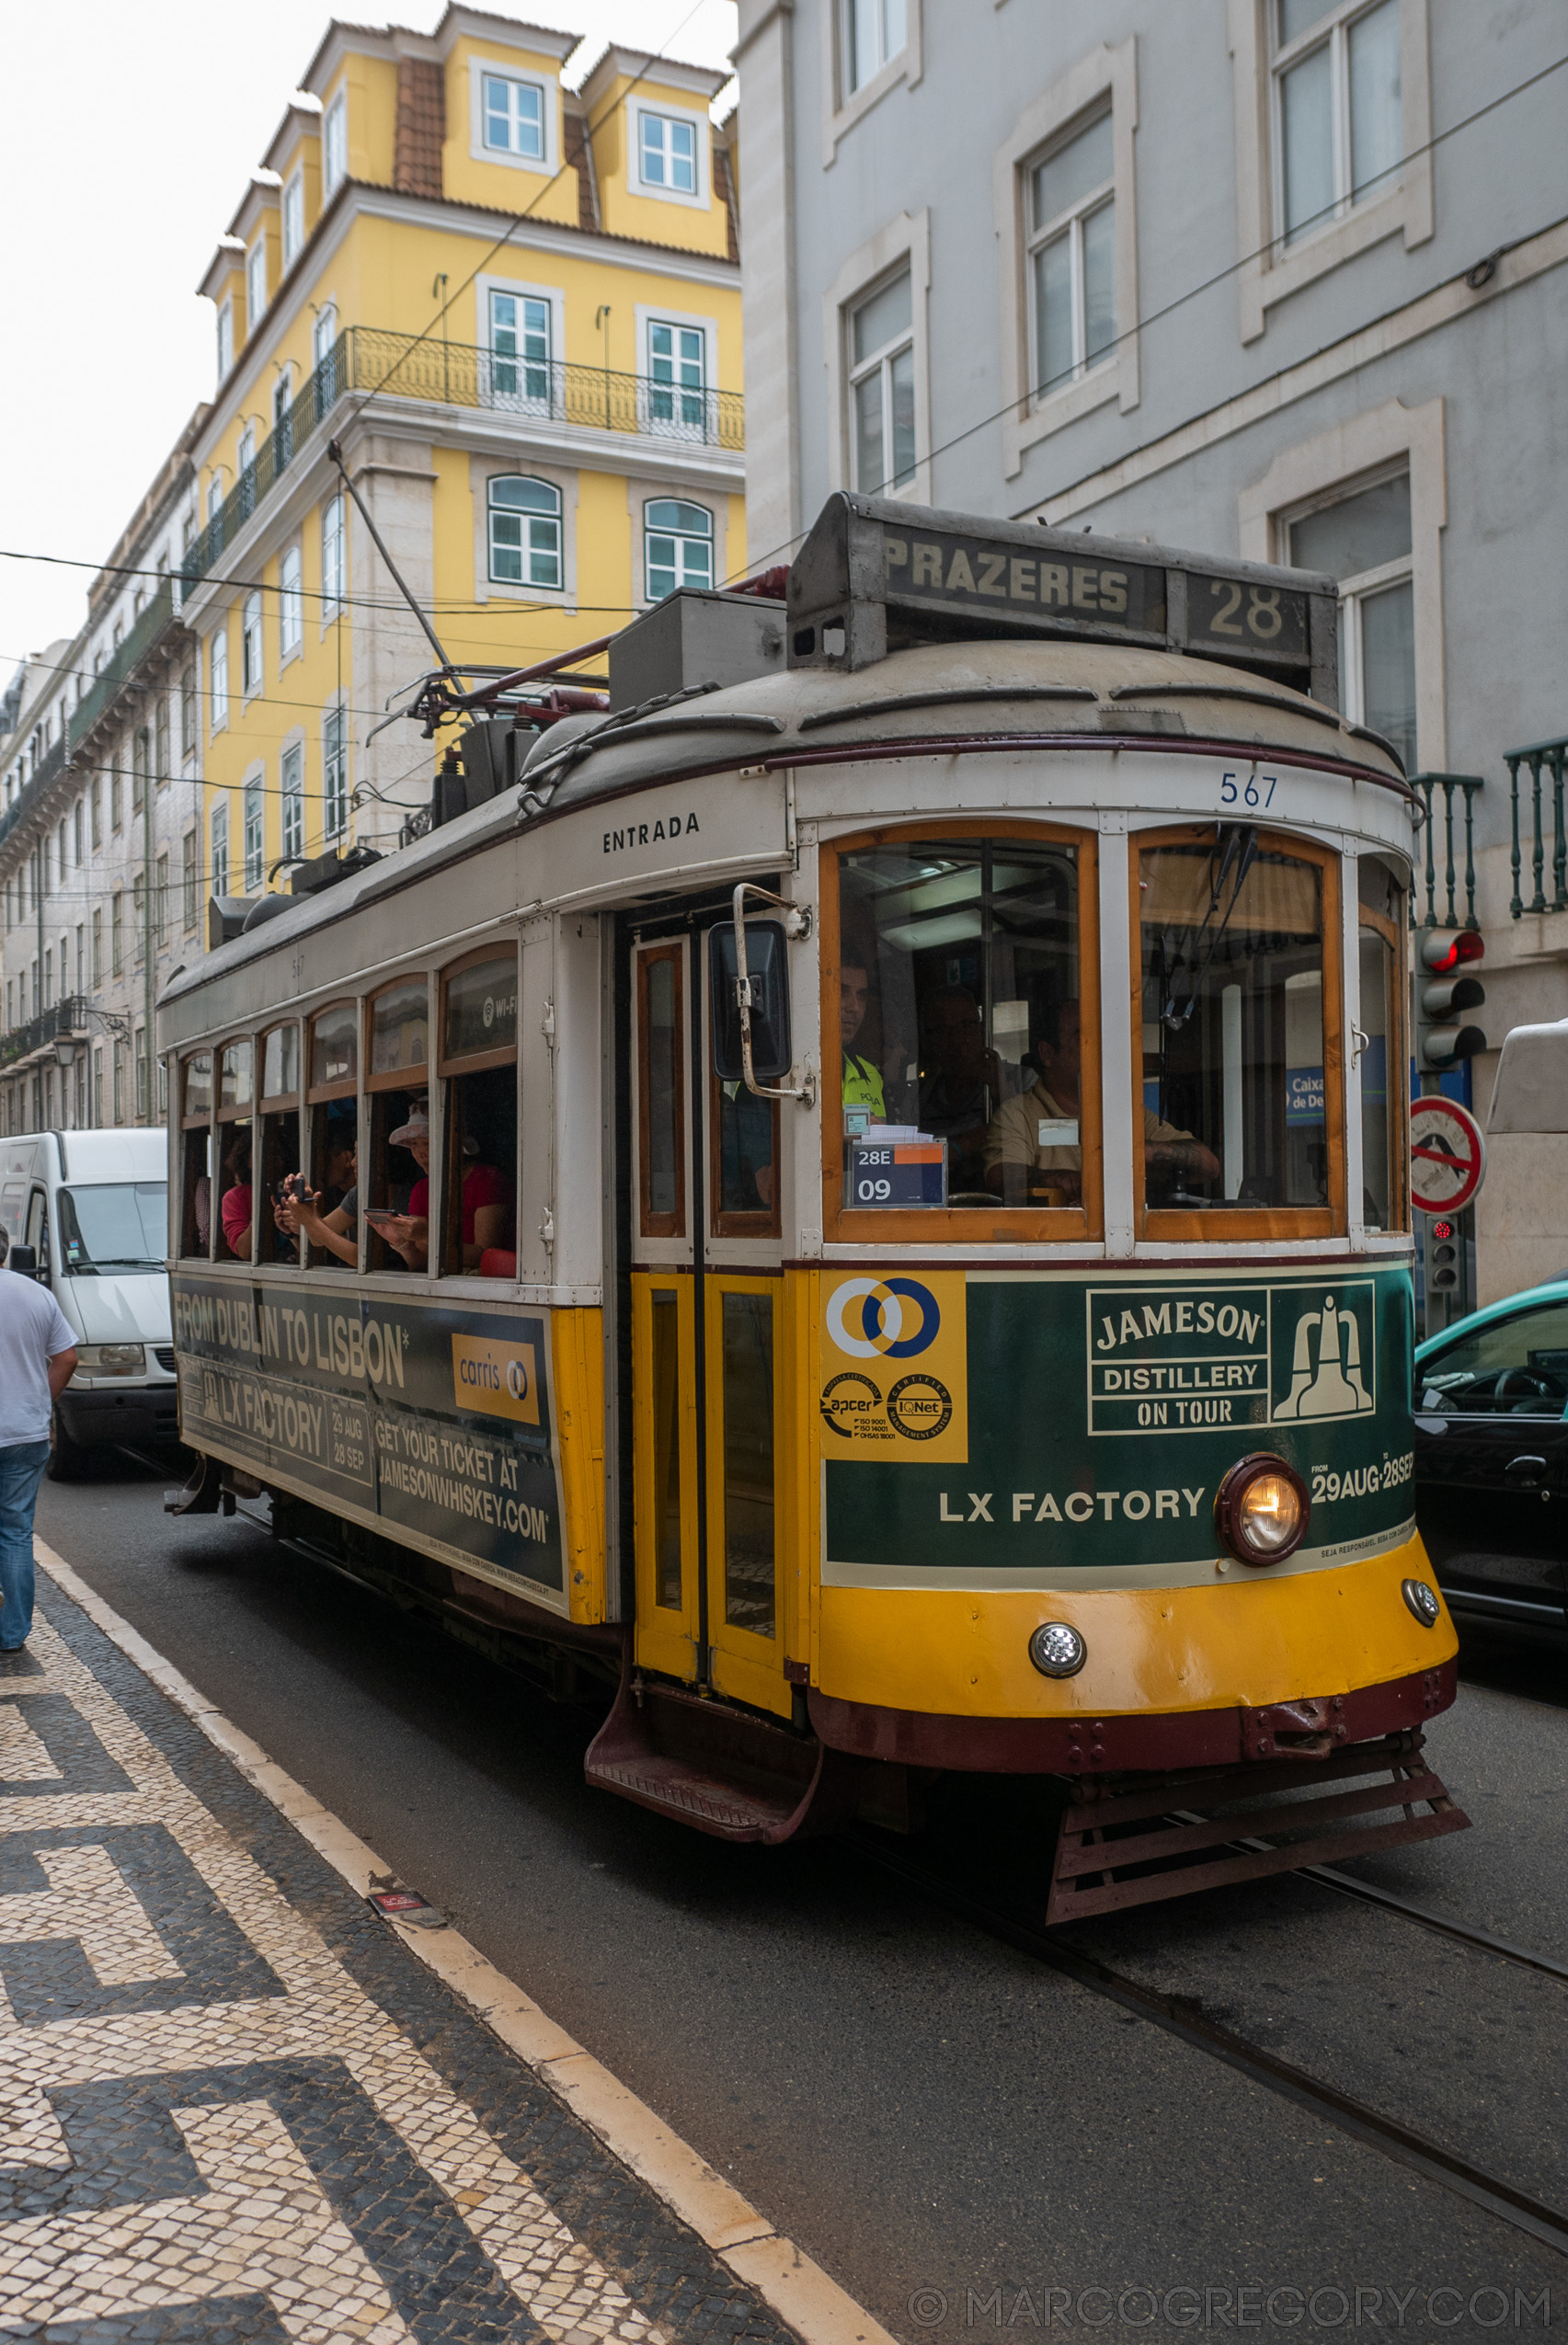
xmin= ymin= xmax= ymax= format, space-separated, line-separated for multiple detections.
xmin=68 ymin=577 xmax=181 ymax=754
xmin=0 ymin=733 xmax=69 ymax=857
xmin=1505 ymin=737 xmax=1567 ymax=919
xmin=0 ymin=994 xmax=87 ymax=1073
xmin=1409 ymin=772 xmax=1484 ymax=930
xmin=180 ymin=327 xmax=745 ymax=597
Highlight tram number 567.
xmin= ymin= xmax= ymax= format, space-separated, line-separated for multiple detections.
xmin=1219 ymin=772 xmax=1278 ymax=809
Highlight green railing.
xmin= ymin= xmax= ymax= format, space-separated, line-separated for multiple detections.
xmin=67 ymin=578 xmax=178 ymax=752
xmin=1409 ymin=772 xmax=1484 ymax=930
xmin=180 ymin=326 xmax=745 ymax=598
xmin=0 ymin=994 xmax=87 ymax=1071
xmin=1505 ymin=736 xmax=1568 ymax=918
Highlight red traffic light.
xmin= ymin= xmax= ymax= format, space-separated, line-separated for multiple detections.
xmin=1420 ymin=930 xmax=1484 ymax=974
xmin=1432 ymin=1219 xmax=1454 ymax=1241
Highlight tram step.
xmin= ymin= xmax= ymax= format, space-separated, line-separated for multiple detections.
xmin=585 ymin=1674 xmax=846 ymax=1844
xmin=1044 ymin=1732 xmax=1470 ymax=1926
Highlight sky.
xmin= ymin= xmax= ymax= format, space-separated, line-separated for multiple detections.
xmin=0 ymin=0 xmax=738 ymax=686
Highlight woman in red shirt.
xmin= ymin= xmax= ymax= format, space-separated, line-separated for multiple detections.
xmin=374 ymin=1103 xmax=512 ymax=1272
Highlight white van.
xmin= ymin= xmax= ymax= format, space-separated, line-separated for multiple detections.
xmin=0 ymin=1128 xmax=177 ymax=1476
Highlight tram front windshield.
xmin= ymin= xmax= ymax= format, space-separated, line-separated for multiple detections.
xmin=840 ymin=838 xmax=1084 ymax=1207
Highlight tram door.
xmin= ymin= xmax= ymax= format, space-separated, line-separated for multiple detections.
xmin=628 ymin=923 xmax=790 ymax=1721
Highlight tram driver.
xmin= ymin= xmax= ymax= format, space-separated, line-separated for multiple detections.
xmin=983 ymin=998 xmax=1219 ymax=1206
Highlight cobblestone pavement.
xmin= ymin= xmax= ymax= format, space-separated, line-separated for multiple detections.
xmin=0 ymin=1573 xmax=801 ymax=2345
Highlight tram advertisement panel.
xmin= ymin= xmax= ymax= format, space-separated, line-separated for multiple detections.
xmin=821 ymin=1265 xmax=1415 ymax=1577
xmin=170 ymin=1273 xmax=565 ymax=1597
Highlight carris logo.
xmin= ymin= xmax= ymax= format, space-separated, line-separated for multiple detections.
xmin=826 ymin=1276 xmax=940 ymax=1360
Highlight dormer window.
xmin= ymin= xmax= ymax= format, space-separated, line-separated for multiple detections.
xmin=323 ymin=90 xmax=348 ymax=196
xmin=246 ymin=238 xmax=267 ymax=331
xmin=484 ymin=71 xmax=544 ymax=158
xmin=640 ymin=111 xmax=696 ymax=193
xmin=282 ymin=170 xmax=304 ymax=266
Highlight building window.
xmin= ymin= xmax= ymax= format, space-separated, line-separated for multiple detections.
xmin=207 ymin=475 xmax=223 ymax=526
xmin=216 ymin=302 xmax=234 ymax=381
xmin=135 ymin=1030 xmax=148 ymax=1121
xmin=1288 ymin=472 xmax=1414 ymax=771
xmin=849 ymin=271 xmax=914 ymax=493
xmin=155 ymin=692 xmax=169 ymax=787
xmin=482 ymin=71 xmax=544 ymax=158
xmin=1275 ymin=0 xmax=1401 ymax=248
xmin=280 ymin=545 xmax=303 ymax=658
xmin=132 ymin=875 xmax=145 ymax=964
xmin=210 ymin=628 xmax=229 ymax=732
xmin=323 ymin=706 xmax=349 ymax=839
xmin=487 ymin=476 xmax=562 ymax=589
xmin=212 ymin=799 xmax=230 ymax=897
xmin=73 ymin=801 xmax=84 ymax=864
xmin=237 ymin=424 xmax=256 ymax=485
xmin=246 ymin=239 xmax=267 ymax=331
xmin=639 ymin=111 xmax=697 ymax=192
xmin=313 ymin=303 xmax=339 ymax=405
xmin=244 ymin=774 xmax=264 ymax=892
xmin=112 ymin=892 xmax=124 ymax=977
xmin=44 ymin=947 xmax=53 ymax=1007
xmin=180 ymin=666 xmax=196 ymax=761
xmin=324 ymin=91 xmax=348 ymax=196
xmin=1026 ymin=109 xmax=1114 ymax=402
xmin=645 ymin=500 xmax=713 ymax=602
xmin=110 ymin=758 xmax=122 ymax=833
xmin=91 ymin=909 xmax=102 ymax=988
xmin=183 ymin=830 xmax=199 ymax=931
xmin=57 ymin=820 xmax=67 ymax=886
xmin=74 ymin=924 xmax=84 ymax=996
xmin=321 ymin=495 xmax=346 ymax=615
xmin=132 ymin=728 xmax=149 ymax=814
xmin=282 ymin=170 xmax=304 ymax=266
xmin=486 ymin=290 xmax=552 ymax=406
xmin=844 ymin=0 xmax=907 ymax=95
xmin=242 ymin=591 xmax=263 ymax=697
xmin=273 ymin=367 xmax=295 ymax=465
xmin=647 ymin=321 xmax=710 ymax=438
xmin=281 ymin=743 xmax=304 ymax=864
xmin=113 ymin=1043 xmax=124 ymax=1124
xmin=155 ymin=853 xmax=169 ymax=948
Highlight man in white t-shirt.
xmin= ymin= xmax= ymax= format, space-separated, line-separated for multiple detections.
xmin=0 ymin=1227 xmax=78 ymax=1651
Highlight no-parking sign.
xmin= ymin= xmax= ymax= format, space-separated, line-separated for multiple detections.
xmin=1410 ymin=1096 xmax=1486 ymax=1214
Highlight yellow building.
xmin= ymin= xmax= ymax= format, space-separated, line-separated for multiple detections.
xmin=183 ymin=6 xmax=743 ymax=897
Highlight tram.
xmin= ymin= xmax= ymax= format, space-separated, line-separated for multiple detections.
xmin=162 ymin=494 xmax=1467 ymax=1918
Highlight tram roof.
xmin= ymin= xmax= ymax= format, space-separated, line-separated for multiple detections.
xmin=162 ymin=634 xmax=1408 ymax=1013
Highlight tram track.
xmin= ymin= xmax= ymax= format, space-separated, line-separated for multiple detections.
xmin=851 ymin=1832 xmax=1568 ymax=2261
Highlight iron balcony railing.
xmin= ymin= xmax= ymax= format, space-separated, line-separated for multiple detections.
xmin=67 ymin=577 xmax=180 ymax=753
xmin=1409 ymin=772 xmax=1484 ymax=930
xmin=180 ymin=326 xmax=745 ymax=597
xmin=0 ymin=994 xmax=87 ymax=1072
xmin=1504 ymin=736 xmax=1568 ymax=919
xmin=0 ymin=732 xmax=69 ymax=857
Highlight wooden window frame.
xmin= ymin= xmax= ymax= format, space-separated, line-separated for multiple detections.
xmin=180 ymin=1051 xmax=213 ymax=1130
xmin=709 ymin=1062 xmax=781 ymax=1241
xmin=179 ymin=1050 xmax=214 ymax=1260
xmin=215 ymin=1036 xmax=255 ymax=1125
xmin=438 ymin=943 xmax=520 ymax=1081
xmin=1356 ymin=879 xmax=1408 ymax=1235
xmin=1130 ymin=823 xmax=1345 ymax=1244
xmin=306 ymin=1000 xmax=360 ymax=1105
xmin=636 ymin=940 xmax=687 ymax=1241
xmin=366 ymin=974 xmax=432 ymax=1097
xmin=258 ymin=1020 xmax=302 ymax=1115
xmin=820 ymin=818 xmax=1103 ymax=1247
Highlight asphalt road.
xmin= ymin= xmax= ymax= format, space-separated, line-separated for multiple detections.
xmin=35 ymin=1453 xmax=1568 ymax=2340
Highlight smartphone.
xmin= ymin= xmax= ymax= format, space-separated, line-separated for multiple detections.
xmin=362 ymin=1207 xmax=401 ymax=1227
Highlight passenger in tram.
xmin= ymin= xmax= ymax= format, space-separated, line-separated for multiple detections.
xmin=374 ymin=1102 xmax=514 ymax=1273
xmin=918 ymin=986 xmax=1015 ymax=1195
xmin=218 ymin=1132 xmax=254 ymax=1261
xmin=275 ymin=1131 xmax=360 ymax=1267
xmin=983 ymin=998 xmax=1219 ymax=1205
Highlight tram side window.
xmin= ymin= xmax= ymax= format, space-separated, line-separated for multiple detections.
xmin=215 ymin=1040 xmax=254 ymax=1262
xmin=1138 ymin=832 xmax=1329 ymax=1213
xmin=301 ymin=1002 xmax=359 ymax=1271
xmin=438 ymin=950 xmax=519 ymax=1275
xmin=364 ymin=978 xmax=430 ymax=1274
xmin=179 ymin=1052 xmax=213 ymax=1257
xmin=1357 ymin=856 xmax=1407 ymax=1230
xmin=258 ymin=1023 xmax=301 ymax=1264
xmin=837 ymin=836 xmax=1084 ymax=1209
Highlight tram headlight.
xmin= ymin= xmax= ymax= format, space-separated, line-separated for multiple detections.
xmin=1215 ymin=1454 xmax=1310 ymax=1567
xmin=1028 ymin=1621 xmax=1087 ymax=1678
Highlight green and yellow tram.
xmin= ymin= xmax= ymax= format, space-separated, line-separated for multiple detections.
xmin=163 ymin=496 xmax=1466 ymax=1917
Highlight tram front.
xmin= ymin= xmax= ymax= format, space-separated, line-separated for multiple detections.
xmin=601 ymin=494 xmax=1467 ymax=1914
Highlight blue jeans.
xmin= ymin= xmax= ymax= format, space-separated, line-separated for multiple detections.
xmin=0 ymin=1441 xmax=50 ymax=1650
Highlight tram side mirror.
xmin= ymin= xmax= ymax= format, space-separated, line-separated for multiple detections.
xmin=709 ymin=922 xmax=792 ymax=1082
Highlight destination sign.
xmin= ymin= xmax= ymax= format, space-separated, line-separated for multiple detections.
xmin=880 ymin=527 xmax=1166 ymax=637
xmin=1184 ymin=569 xmax=1309 ymax=660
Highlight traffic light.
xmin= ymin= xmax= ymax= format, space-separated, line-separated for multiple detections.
xmin=1416 ymin=930 xmax=1486 ymax=1072
xmin=1427 ymin=1216 xmax=1460 ymax=1297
